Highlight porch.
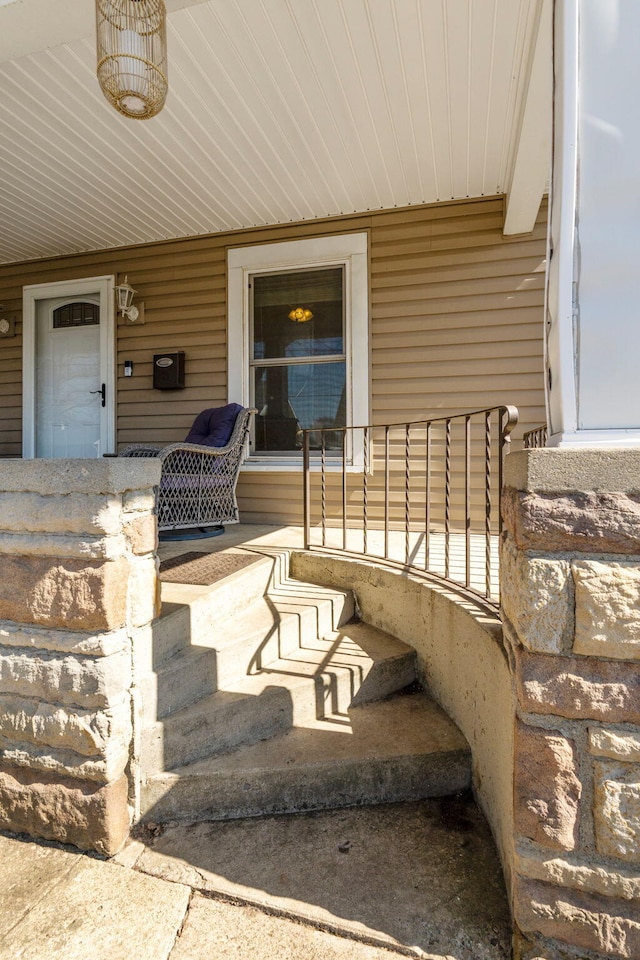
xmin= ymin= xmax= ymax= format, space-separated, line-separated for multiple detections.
xmin=3 ymin=2 xmax=640 ymax=958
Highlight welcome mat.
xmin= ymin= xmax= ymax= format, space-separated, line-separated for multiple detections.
xmin=159 ymin=551 xmax=262 ymax=586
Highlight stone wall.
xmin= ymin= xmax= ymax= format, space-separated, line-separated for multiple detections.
xmin=0 ymin=459 xmax=161 ymax=856
xmin=502 ymin=450 xmax=640 ymax=960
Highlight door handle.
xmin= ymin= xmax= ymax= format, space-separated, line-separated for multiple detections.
xmin=90 ymin=384 xmax=106 ymax=407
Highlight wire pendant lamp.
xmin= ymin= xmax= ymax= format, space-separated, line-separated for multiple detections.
xmin=96 ymin=0 xmax=168 ymax=120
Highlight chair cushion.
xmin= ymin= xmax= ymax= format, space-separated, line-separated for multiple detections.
xmin=184 ymin=403 xmax=244 ymax=447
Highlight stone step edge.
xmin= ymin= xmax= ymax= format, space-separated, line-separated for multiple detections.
xmin=139 ymin=660 xmax=419 ymax=775
xmin=151 ymin=643 xmax=417 ymax=730
xmin=139 ymin=749 xmax=472 ymax=831
xmin=143 ymin=636 xmax=413 ymax=725
xmin=159 ymin=551 xmax=276 ymax=619
xmin=155 ymin=589 xmax=355 ymax=665
xmin=150 ymin=743 xmax=471 ymax=785
xmin=154 ymin=571 xmax=355 ymax=669
xmin=143 ymin=653 xmax=413 ymax=752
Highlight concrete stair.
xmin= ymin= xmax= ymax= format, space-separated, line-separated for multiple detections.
xmin=139 ymin=549 xmax=471 ymax=822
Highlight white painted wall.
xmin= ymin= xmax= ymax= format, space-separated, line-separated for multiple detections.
xmin=577 ymin=0 xmax=640 ymax=431
xmin=547 ymin=0 xmax=640 ymax=444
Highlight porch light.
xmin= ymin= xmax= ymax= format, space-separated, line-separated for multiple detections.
xmin=115 ymin=276 xmax=141 ymax=322
xmin=96 ymin=0 xmax=168 ymax=120
xmin=288 ymin=307 xmax=314 ymax=323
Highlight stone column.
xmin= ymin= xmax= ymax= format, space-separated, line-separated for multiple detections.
xmin=0 ymin=459 xmax=160 ymax=856
xmin=502 ymin=448 xmax=640 ymax=960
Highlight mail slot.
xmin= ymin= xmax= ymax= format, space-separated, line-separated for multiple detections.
xmin=153 ymin=352 xmax=185 ymax=390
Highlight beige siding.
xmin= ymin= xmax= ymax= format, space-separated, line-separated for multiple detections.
xmin=0 ymin=196 xmax=546 ymax=524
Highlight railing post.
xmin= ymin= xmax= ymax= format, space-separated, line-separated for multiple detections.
xmin=342 ymin=429 xmax=347 ymax=551
xmin=321 ymin=433 xmax=326 ymax=548
xmin=425 ymin=422 xmax=431 ymax=571
xmin=499 ymin=405 xmax=519 ymax=538
xmin=444 ymin=418 xmax=451 ymax=580
xmin=405 ymin=423 xmax=411 ymax=566
xmin=465 ymin=415 xmax=471 ymax=589
xmin=384 ymin=425 xmax=390 ymax=560
xmin=363 ymin=426 xmax=369 ymax=556
xmin=485 ymin=409 xmax=492 ymax=599
xmin=303 ymin=429 xmax=311 ymax=550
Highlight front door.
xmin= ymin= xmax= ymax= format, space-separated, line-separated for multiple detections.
xmin=23 ymin=277 xmax=115 ymax=458
xmin=35 ymin=296 xmax=102 ymax=458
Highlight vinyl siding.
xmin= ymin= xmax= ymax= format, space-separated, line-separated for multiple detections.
xmin=0 ymin=196 xmax=547 ymax=525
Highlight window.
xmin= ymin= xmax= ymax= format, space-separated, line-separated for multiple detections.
xmin=251 ymin=266 xmax=346 ymax=455
xmin=228 ymin=233 xmax=369 ymax=469
xmin=52 ymin=301 xmax=100 ymax=328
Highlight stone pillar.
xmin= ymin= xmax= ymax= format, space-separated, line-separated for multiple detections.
xmin=0 ymin=459 xmax=160 ymax=856
xmin=502 ymin=449 xmax=640 ymax=960
xmin=547 ymin=0 xmax=640 ymax=446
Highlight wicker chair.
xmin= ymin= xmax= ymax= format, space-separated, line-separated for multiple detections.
xmin=119 ymin=405 xmax=254 ymax=536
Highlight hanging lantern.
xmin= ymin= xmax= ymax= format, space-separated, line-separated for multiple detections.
xmin=96 ymin=0 xmax=168 ymax=120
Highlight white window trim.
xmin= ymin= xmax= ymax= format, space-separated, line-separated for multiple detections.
xmin=228 ymin=232 xmax=369 ymax=470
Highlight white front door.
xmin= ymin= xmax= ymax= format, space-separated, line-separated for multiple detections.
xmin=23 ymin=277 xmax=115 ymax=458
xmin=35 ymin=296 xmax=102 ymax=458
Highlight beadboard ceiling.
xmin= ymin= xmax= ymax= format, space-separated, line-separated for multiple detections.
xmin=0 ymin=0 xmax=551 ymax=265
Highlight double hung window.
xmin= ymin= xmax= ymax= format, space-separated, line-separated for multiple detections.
xmin=228 ymin=232 xmax=369 ymax=468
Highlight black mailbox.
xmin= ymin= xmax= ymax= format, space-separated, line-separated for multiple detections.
xmin=153 ymin=352 xmax=185 ymax=390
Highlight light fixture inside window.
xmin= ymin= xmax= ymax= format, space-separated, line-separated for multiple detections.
xmin=96 ymin=0 xmax=168 ymax=120
xmin=288 ymin=307 xmax=314 ymax=323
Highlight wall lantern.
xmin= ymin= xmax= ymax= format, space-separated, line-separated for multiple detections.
xmin=115 ymin=276 xmax=145 ymax=323
xmin=96 ymin=0 xmax=168 ymax=120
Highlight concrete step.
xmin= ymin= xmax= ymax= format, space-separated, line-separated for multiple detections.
xmin=142 ymin=621 xmax=417 ymax=774
xmin=141 ymin=691 xmax=471 ymax=821
xmin=152 ymin=556 xmax=355 ymax=673
xmin=154 ymin=552 xmax=276 ymax=665
xmin=144 ymin=593 xmax=356 ymax=721
xmin=141 ymin=645 xmax=218 ymax=720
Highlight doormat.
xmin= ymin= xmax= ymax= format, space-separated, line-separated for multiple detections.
xmin=159 ymin=551 xmax=262 ymax=586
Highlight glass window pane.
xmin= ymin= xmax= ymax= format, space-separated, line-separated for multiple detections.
xmin=253 ymin=361 xmax=346 ymax=452
xmin=252 ymin=267 xmax=343 ymax=360
xmin=52 ymin=301 xmax=100 ymax=328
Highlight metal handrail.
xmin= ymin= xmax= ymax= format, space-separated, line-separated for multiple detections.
xmin=523 ymin=424 xmax=548 ymax=448
xmin=302 ymin=405 xmax=518 ymax=607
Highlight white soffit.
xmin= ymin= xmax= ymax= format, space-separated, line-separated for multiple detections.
xmin=0 ymin=0 xmax=548 ymax=265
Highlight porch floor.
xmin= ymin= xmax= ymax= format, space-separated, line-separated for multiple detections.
xmin=157 ymin=523 xmax=306 ymax=564
xmin=157 ymin=524 xmax=500 ymax=601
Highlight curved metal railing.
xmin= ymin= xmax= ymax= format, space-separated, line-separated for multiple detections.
xmin=523 ymin=424 xmax=548 ymax=448
xmin=302 ymin=405 xmax=518 ymax=607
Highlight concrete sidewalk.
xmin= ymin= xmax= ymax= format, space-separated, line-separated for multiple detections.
xmin=0 ymin=798 xmax=511 ymax=960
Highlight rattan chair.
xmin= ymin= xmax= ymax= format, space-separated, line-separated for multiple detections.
xmin=119 ymin=405 xmax=254 ymax=535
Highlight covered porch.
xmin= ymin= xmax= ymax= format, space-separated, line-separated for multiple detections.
xmin=2 ymin=2 xmax=640 ymax=959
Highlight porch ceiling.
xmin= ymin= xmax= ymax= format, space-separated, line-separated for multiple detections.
xmin=0 ymin=0 xmax=550 ymax=266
